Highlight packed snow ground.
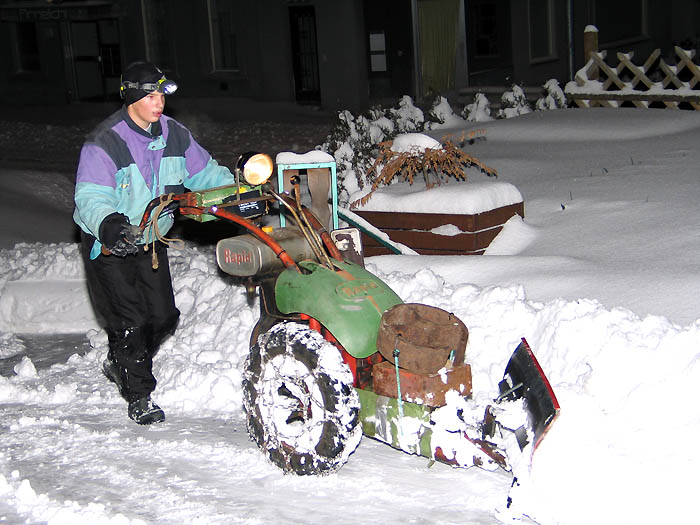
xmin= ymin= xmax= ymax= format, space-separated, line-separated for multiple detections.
xmin=1 ymin=107 xmax=700 ymax=524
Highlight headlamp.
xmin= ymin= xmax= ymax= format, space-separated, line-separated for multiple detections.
xmin=120 ymin=76 xmax=178 ymax=95
xmin=236 ymin=152 xmax=274 ymax=186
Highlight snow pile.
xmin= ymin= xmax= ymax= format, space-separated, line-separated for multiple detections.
xmin=150 ymin=245 xmax=259 ymax=413
xmin=0 ymin=243 xmax=95 ymax=334
xmin=349 ymin=180 xmax=522 ymax=215
xmin=390 ymin=132 xmax=441 ymax=153
xmin=483 ymin=215 xmax=538 ymax=255
xmin=2 ymin=238 xmax=700 ymax=523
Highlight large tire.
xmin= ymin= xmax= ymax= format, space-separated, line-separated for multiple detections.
xmin=243 ymin=322 xmax=361 ymax=475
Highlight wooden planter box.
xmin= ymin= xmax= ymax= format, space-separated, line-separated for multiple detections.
xmin=355 ymin=201 xmax=524 ymax=256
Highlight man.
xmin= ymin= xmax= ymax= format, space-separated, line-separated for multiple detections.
xmin=74 ymin=61 xmax=236 ymax=425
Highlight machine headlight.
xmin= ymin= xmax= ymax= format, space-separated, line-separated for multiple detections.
xmin=237 ymin=152 xmax=274 ymax=186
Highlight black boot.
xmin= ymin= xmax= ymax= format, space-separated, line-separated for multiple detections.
xmin=102 ymin=352 xmax=129 ymax=400
xmin=128 ymin=396 xmax=165 ymax=425
xmin=104 ymin=326 xmax=162 ymax=424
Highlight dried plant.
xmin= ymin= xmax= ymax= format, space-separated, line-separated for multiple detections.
xmin=350 ymin=131 xmax=497 ymax=208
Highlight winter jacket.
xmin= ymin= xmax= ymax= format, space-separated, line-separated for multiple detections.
xmin=74 ymin=106 xmax=235 ymax=259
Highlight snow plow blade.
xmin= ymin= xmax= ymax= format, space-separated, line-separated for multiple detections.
xmin=497 ymin=338 xmax=560 ymax=451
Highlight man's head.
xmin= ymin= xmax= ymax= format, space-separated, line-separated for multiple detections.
xmin=120 ymin=62 xmax=178 ymax=130
xmin=120 ymin=61 xmax=178 ymax=106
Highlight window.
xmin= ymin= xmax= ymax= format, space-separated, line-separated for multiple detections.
xmin=10 ymin=22 xmax=40 ymax=72
xmin=595 ymin=0 xmax=647 ymax=44
xmin=141 ymin=0 xmax=173 ymax=70
xmin=529 ymin=0 xmax=555 ymax=62
xmin=208 ymin=0 xmax=239 ymax=72
xmin=369 ymin=31 xmax=387 ymax=73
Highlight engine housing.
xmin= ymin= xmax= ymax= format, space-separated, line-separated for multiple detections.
xmin=216 ymin=227 xmax=317 ymax=277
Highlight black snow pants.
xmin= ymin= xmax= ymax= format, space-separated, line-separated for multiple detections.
xmin=81 ymin=232 xmax=180 ymax=400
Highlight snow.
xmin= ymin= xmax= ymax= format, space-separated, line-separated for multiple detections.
xmin=464 ymin=92 xmax=495 ymax=122
xmin=425 ymin=97 xmax=468 ymax=130
xmin=349 ymin=179 xmax=522 ymax=214
xmin=2 ymin=106 xmax=700 ymax=524
xmin=275 ymin=150 xmax=334 ymax=165
xmin=390 ymin=132 xmax=441 ymax=152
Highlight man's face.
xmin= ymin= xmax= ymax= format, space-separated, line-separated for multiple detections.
xmin=127 ymin=91 xmax=165 ymax=130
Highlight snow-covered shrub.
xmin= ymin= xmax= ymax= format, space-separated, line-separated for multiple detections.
xmin=535 ymin=79 xmax=568 ymax=110
xmin=320 ymin=94 xmax=495 ymax=206
xmin=388 ymin=95 xmax=425 ymax=132
xmin=322 ymin=96 xmax=426 ymax=203
xmin=321 ymin=109 xmax=386 ymax=202
xmin=496 ymin=84 xmax=532 ymax=119
xmin=462 ymin=92 xmax=494 ymax=122
xmin=425 ymin=96 xmax=467 ymax=129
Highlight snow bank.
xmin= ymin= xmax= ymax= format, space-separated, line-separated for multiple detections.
xmin=461 ymin=106 xmax=700 ymax=143
xmin=2 ymin=240 xmax=699 ymax=523
xmin=0 ymin=244 xmax=96 ymax=334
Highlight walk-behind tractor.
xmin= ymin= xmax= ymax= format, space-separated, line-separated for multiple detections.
xmin=134 ymin=152 xmax=559 ymax=477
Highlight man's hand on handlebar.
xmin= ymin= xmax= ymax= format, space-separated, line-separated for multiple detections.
xmin=100 ymin=213 xmax=142 ymax=257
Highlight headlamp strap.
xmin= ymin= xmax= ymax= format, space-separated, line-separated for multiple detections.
xmin=120 ymin=76 xmax=177 ymax=96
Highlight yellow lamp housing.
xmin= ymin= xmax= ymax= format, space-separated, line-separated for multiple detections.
xmin=237 ymin=152 xmax=274 ymax=186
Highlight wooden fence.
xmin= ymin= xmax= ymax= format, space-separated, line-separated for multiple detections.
xmin=565 ymin=46 xmax=700 ymax=110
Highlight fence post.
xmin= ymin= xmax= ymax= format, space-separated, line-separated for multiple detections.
xmin=583 ymin=25 xmax=599 ymax=80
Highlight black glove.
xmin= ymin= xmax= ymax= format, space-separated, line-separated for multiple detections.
xmin=99 ymin=213 xmax=141 ymax=257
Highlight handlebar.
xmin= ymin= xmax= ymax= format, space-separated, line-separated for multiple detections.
xmin=100 ymin=185 xmax=341 ymax=272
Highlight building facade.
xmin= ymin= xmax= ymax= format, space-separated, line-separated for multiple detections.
xmin=1 ymin=0 xmax=698 ymax=111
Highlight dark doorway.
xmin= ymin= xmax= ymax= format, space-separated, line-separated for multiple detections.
xmin=466 ymin=0 xmax=513 ymax=85
xmin=289 ymin=5 xmax=321 ymax=104
xmin=363 ymin=0 xmax=413 ymax=102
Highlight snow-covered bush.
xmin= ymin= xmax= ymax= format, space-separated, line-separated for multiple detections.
xmin=462 ymin=92 xmax=494 ymax=122
xmin=388 ymin=95 xmax=425 ymax=132
xmin=496 ymin=84 xmax=532 ymax=119
xmin=322 ymin=95 xmax=428 ymax=203
xmin=321 ymin=109 xmax=386 ymax=201
xmin=320 ymin=94 xmax=498 ymax=206
xmin=535 ymin=79 xmax=568 ymax=110
xmin=425 ymin=96 xmax=467 ymax=129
